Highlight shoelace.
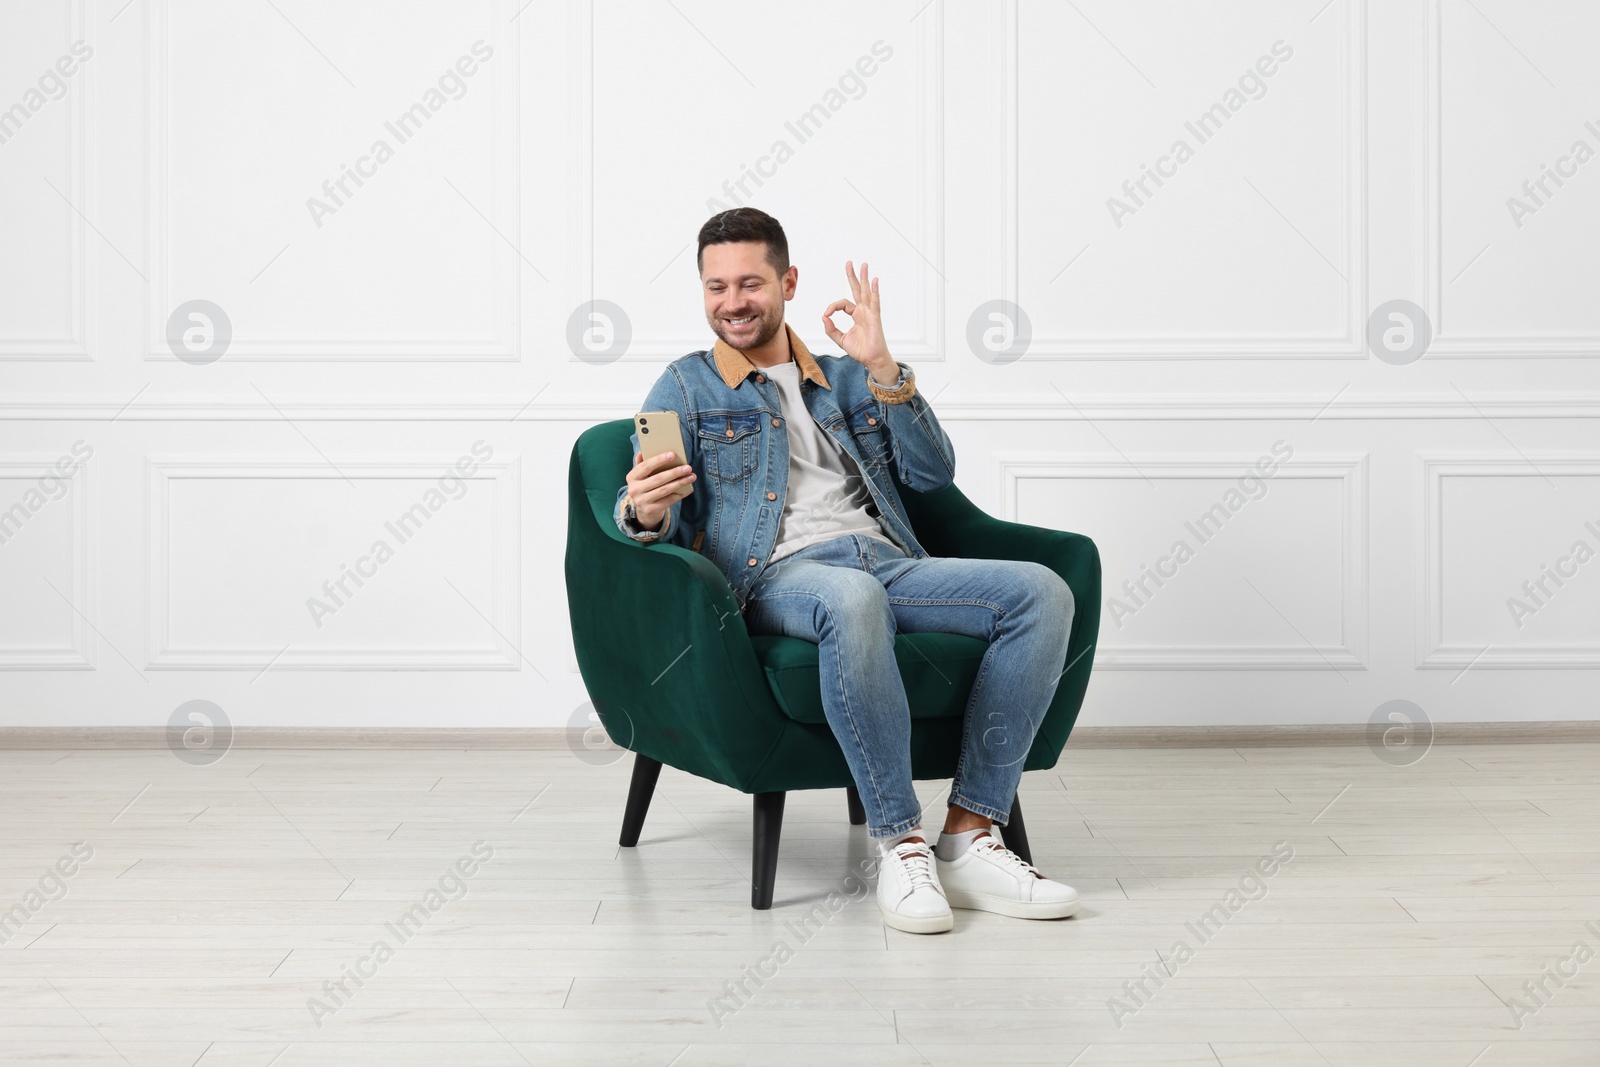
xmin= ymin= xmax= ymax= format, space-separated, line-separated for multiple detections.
xmin=890 ymin=840 xmax=941 ymax=893
xmin=970 ymin=835 xmax=1045 ymax=879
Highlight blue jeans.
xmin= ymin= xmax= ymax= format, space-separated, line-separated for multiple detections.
xmin=743 ymin=532 xmax=1076 ymax=838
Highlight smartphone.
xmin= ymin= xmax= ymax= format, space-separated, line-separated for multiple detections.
xmin=634 ymin=410 xmax=693 ymax=499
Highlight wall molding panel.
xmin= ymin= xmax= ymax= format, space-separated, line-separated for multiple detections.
xmin=995 ymin=0 xmax=1368 ymax=359
xmin=567 ymin=0 xmax=945 ymax=361
xmin=143 ymin=0 xmax=522 ymax=362
xmin=1418 ymin=451 xmax=1600 ymax=668
xmin=998 ymin=451 xmax=1369 ymax=669
xmin=0 ymin=0 xmax=94 ymax=362
xmin=1418 ymin=0 xmax=1600 ymax=358
xmin=0 ymin=454 xmax=95 ymax=669
xmin=145 ymin=454 xmax=522 ymax=670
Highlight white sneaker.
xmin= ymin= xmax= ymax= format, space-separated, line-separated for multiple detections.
xmin=875 ymin=838 xmax=953 ymax=934
xmin=936 ymin=832 xmax=1079 ymax=919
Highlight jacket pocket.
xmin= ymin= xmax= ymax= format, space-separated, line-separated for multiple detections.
xmin=696 ymin=410 xmax=762 ymax=483
xmin=843 ymin=401 xmax=890 ymax=472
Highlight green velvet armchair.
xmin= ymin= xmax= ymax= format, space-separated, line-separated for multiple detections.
xmin=565 ymin=419 xmax=1101 ymax=909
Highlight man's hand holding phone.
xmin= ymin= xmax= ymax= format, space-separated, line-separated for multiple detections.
xmin=625 ymin=449 xmax=696 ymax=532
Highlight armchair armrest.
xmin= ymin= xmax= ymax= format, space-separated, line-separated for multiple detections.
xmin=900 ymin=482 xmax=1102 ymax=768
xmin=567 ymin=479 xmax=793 ymax=792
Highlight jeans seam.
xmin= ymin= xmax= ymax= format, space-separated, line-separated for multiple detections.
xmin=885 ymin=596 xmax=1010 ymax=612
xmin=754 ymin=586 xmax=900 ymax=834
xmin=949 ymin=602 xmax=1009 ymax=813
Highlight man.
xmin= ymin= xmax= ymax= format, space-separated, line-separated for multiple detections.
xmin=615 ymin=207 xmax=1078 ymax=934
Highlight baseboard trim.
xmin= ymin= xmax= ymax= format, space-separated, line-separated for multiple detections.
xmin=0 ymin=727 xmax=578 ymax=750
xmin=2 ymin=722 xmax=1597 ymax=750
xmin=1064 ymin=722 xmax=1600 ymax=746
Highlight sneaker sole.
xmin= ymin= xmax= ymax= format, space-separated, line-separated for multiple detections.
xmin=945 ymin=889 xmax=1079 ymax=919
xmin=879 ymin=904 xmax=954 ymax=934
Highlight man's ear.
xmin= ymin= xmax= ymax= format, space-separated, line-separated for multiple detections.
xmin=782 ymin=264 xmax=798 ymax=300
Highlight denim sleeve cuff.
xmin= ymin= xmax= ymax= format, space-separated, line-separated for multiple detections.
xmin=867 ymin=361 xmax=916 ymax=405
xmin=617 ymin=492 xmax=671 ymax=542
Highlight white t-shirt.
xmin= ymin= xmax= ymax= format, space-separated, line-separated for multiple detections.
xmin=764 ymin=357 xmax=897 ymax=563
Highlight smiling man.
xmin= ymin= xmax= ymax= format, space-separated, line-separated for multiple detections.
xmin=614 ymin=207 xmax=1079 ymax=934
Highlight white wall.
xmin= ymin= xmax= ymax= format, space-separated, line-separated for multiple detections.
xmin=2 ymin=0 xmax=1597 ymax=730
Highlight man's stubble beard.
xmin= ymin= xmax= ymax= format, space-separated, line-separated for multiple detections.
xmin=711 ymin=304 xmax=785 ymax=354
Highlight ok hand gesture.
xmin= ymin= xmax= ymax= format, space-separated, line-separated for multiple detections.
xmin=822 ymin=260 xmax=894 ymax=374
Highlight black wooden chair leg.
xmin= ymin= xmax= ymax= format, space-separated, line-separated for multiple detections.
xmin=751 ymin=792 xmax=787 ymax=910
xmin=1004 ymin=793 xmax=1033 ymax=867
xmin=618 ymin=753 xmax=662 ymax=848
xmin=845 ymin=786 xmax=866 ymax=826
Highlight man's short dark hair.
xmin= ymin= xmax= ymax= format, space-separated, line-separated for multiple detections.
xmin=697 ymin=207 xmax=790 ymax=278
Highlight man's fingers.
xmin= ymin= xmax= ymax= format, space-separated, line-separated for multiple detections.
xmin=822 ymin=304 xmax=851 ymax=346
xmin=845 ymin=260 xmax=879 ymax=310
xmin=640 ymin=451 xmax=685 ymax=476
xmin=629 ymin=449 xmax=680 ymax=487
xmin=635 ymin=449 xmax=677 ymax=471
xmin=639 ymin=465 xmax=695 ymax=498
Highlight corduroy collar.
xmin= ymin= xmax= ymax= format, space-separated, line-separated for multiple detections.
xmin=711 ymin=320 xmax=831 ymax=391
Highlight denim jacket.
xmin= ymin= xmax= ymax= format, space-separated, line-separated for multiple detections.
xmin=615 ymin=322 xmax=956 ymax=612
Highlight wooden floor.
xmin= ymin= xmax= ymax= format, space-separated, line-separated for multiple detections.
xmin=1 ymin=741 xmax=1597 ymax=1065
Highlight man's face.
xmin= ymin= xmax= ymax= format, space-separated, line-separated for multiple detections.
xmin=701 ymin=241 xmax=796 ymax=351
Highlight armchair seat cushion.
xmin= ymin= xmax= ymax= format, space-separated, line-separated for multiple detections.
xmin=751 ymin=632 xmax=990 ymax=725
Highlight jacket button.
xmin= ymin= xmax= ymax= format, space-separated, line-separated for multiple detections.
xmin=766 ymin=491 xmax=776 ymax=500
xmin=866 ymin=416 xmax=877 ymax=425
xmin=770 ymin=418 xmax=780 ymax=427
xmin=725 ymin=429 xmax=734 ymax=437
xmin=747 ymin=557 xmax=758 ymax=567
xmin=756 ymin=375 xmax=765 ymax=383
